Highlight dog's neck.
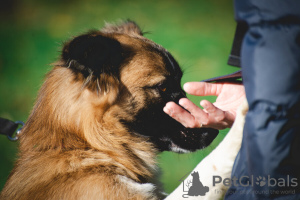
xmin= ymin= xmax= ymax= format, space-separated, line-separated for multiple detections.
xmin=19 ymin=117 xmax=157 ymax=184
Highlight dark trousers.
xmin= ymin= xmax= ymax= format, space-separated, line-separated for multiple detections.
xmin=225 ymin=0 xmax=300 ymax=199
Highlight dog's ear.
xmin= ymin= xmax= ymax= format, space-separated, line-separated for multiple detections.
xmin=62 ymin=32 xmax=124 ymax=78
xmin=102 ymin=20 xmax=144 ymax=36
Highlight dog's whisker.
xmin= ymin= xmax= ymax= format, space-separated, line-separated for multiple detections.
xmin=81 ymin=72 xmax=93 ymax=90
xmin=104 ymin=80 xmax=107 ymax=93
xmin=87 ymin=68 xmax=93 ymax=75
xmin=67 ymin=60 xmax=73 ymax=69
xmin=96 ymin=78 xmax=101 ymax=95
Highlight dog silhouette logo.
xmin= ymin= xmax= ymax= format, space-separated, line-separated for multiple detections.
xmin=180 ymin=171 xmax=209 ymax=198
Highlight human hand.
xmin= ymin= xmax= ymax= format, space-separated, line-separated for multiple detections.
xmin=163 ymin=82 xmax=245 ymax=130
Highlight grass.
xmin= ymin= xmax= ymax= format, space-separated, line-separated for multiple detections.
xmin=0 ymin=0 xmax=237 ymax=194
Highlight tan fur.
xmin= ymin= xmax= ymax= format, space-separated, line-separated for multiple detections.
xmin=102 ymin=21 xmax=145 ymax=37
xmin=1 ymin=23 xmax=170 ymax=200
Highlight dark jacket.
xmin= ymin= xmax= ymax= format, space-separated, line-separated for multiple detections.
xmin=225 ymin=0 xmax=300 ymax=199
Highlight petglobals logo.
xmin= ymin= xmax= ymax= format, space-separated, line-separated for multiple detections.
xmin=179 ymin=171 xmax=209 ymax=198
xmin=179 ymin=172 xmax=298 ymax=198
xmin=212 ymin=175 xmax=298 ymax=188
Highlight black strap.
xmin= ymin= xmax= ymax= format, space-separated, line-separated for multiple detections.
xmin=201 ymin=70 xmax=242 ymax=83
xmin=227 ymin=22 xmax=248 ymax=68
xmin=0 ymin=117 xmax=23 ymax=141
xmin=201 ymin=22 xmax=247 ymax=83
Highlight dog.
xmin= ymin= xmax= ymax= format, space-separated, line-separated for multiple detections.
xmin=0 ymin=21 xmax=219 ymax=200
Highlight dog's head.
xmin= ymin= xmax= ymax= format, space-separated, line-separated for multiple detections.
xmin=44 ymin=21 xmax=218 ymax=153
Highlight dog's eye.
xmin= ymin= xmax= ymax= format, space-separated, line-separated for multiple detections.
xmin=159 ymin=87 xmax=167 ymax=92
xmin=157 ymin=83 xmax=167 ymax=92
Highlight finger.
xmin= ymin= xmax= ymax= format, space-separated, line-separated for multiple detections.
xmin=178 ymin=98 xmax=209 ymax=126
xmin=200 ymin=100 xmax=223 ymax=115
xmin=201 ymin=100 xmax=226 ymax=122
xmin=204 ymin=101 xmax=235 ymax=128
xmin=164 ymin=102 xmax=198 ymax=128
xmin=200 ymin=100 xmax=217 ymax=113
xmin=183 ymin=82 xmax=223 ymax=96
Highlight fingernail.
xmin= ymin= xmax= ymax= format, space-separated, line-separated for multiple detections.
xmin=183 ymin=83 xmax=189 ymax=91
xmin=163 ymin=107 xmax=172 ymax=115
xmin=200 ymin=101 xmax=207 ymax=109
xmin=179 ymin=101 xmax=186 ymax=108
xmin=163 ymin=107 xmax=169 ymax=114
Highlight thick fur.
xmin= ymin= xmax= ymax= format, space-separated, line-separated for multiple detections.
xmin=0 ymin=21 xmax=218 ymax=200
xmin=166 ymin=99 xmax=248 ymax=200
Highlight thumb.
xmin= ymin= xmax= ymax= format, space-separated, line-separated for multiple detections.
xmin=183 ymin=82 xmax=223 ymax=96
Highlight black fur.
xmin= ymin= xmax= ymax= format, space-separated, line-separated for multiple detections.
xmin=62 ymin=32 xmax=124 ymax=78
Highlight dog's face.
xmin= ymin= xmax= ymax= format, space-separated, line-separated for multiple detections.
xmin=59 ymin=21 xmax=218 ymax=153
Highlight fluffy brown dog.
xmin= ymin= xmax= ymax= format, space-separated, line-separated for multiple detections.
xmin=1 ymin=21 xmax=218 ymax=200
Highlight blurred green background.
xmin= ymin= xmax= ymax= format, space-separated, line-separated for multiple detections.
xmin=0 ymin=0 xmax=238 ymax=194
